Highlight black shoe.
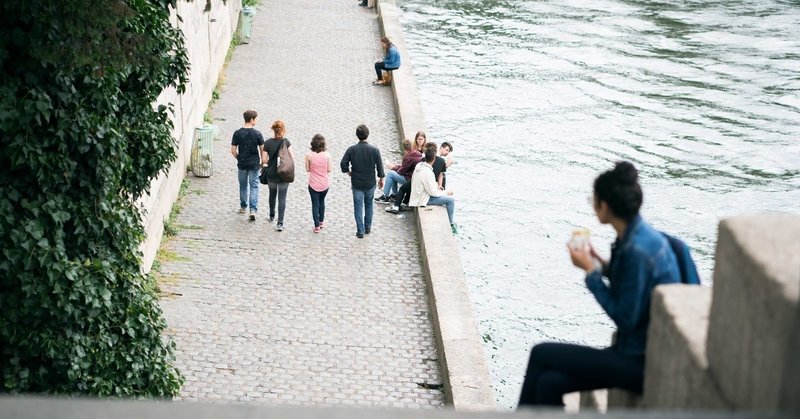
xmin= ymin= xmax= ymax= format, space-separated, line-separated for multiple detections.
xmin=269 ymin=215 xmax=275 ymax=223
xmin=375 ymin=195 xmax=391 ymax=204
xmin=356 ymin=232 xmax=364 ymax=238
xmin=358 ymin=1 xmax=367 ymax=6
xmin=365 ymin=227 xmax=371 ymax=234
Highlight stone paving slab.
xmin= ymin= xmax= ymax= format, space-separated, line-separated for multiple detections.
xmin=157 ymin=0 xmax=444 ymax=409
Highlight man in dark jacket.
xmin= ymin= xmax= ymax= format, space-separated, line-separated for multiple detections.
xmin=340 ymin=124 xmax=385 ymax=238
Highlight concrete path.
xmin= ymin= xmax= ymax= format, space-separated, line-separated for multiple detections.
xmin=158 ymin=0 xmax=444 ymax=409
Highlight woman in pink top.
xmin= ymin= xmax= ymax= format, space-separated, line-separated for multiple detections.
xmin=304 ymin=134 xmax=332 ymax=233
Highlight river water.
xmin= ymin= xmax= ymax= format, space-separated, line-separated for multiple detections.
xmin=395 ymin=0 xmax=800 ymax=409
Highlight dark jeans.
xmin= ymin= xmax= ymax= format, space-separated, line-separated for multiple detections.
xmin=517 ymin=342 xmax=644 ymax=408
xmin=268 ymin=182 xmax=289 ymax=223
xmin=351 ymin=186 xmax=375 ymax=235
xmin=308 ymin=186 xmax=328 ymax=227
xmin=394 ymin=180 xmax=412 ymax=207
xmin=374 ymin=61 xmax=398 ymax=80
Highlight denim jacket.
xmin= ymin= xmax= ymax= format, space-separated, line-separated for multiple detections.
xmin=384 ymin=45 xmax=401 ymax=69
xmin=585 ymin=215 xmax=680 ymax=356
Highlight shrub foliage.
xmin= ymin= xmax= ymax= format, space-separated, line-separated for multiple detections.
xmin=0 ymin=0 xmax=189 ymax=396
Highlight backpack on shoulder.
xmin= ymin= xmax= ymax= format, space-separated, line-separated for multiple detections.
xmin=661 ymin=232 xmax=701 ymax=285
xmin=276 ymin=139 xmax=295 ymax=183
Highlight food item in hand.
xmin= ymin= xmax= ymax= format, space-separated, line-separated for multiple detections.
xmin=569 ymin=228 xmax=591 ymax=250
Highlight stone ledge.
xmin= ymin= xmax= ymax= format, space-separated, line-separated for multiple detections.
xmin=643 ymin=284 xmax=728 ymax=410
xmin=376 ymin=0 xmax=496 ymax=411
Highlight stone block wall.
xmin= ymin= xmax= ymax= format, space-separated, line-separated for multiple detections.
xmin=706 ymin=214 xmax=800 ymax=412
xmin=637 ymin=214 xmax=800 ymax=414
xmin=140 ymin=0 xmax=241 ymax=272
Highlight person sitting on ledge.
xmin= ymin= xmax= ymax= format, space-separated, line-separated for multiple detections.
xmin=375 ymin=138 xmax=421 ymax=204
xmin=408 ymin=146 xmax=457 ymax=234
xmin=373 ymin=37 xmax=400 ymax=85
xmin=517 ymin=161 xmax=680 ymax=409
xmin=386 ymin=141 xmax=447 ymax=214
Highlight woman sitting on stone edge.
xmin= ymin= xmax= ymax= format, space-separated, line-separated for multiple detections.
xmin=517 ymin=161 xmax=681 ymax=408
xmin=373 ymin=37 xmax=400 ymax=85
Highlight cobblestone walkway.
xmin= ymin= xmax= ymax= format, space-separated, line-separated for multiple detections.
xmin=158 ymin=0 xmax=444 ymax=409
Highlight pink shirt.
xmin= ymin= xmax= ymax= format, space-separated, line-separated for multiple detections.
xmin=307 ymin=151 xmax=330 ymax=192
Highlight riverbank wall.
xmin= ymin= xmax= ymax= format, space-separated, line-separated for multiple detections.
xmin=376 ymin=0 xmax=496 ymax=411
xmin=139 ymin=0 xmax=241 ymax=271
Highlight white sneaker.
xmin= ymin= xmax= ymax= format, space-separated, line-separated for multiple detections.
xmin=385 ymin=205 xmax=399 ymax=214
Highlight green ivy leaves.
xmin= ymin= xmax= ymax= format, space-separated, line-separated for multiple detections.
xmin=0 ymin=0 xmax=188 ymax=397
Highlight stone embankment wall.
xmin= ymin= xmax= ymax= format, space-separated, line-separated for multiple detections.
xmin=140 ymin=0 xmax=241 ymax=271
xmin=376 ymin=0 xmax=496 ymax=411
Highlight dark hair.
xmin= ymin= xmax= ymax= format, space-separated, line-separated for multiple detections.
xmin=271 ymin=120 xmax=285 ymax=138
xmin=243 ymin=110 xmax=257 ymax=123
xmin=311 ymin=134 xmax=326 ymax=152
xmin=593 ymin=161 xmax=642 ymax=221
xmin=424 ymin=142 xmax=437 ymax=153
xmin=380 ymin=37 xmax=393 ymax=48
xmin=356 ymin=124 xmax=369 ymax=141
xmin=424 ymin=148 xmax=436 ymax=163
xmin=441 ymin=141 xmax=453 ymax=152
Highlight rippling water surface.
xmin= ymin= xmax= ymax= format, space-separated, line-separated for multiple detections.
xmin=396 ymin=0 xmax=800 ymax=409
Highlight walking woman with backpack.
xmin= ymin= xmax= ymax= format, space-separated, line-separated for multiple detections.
xmin=261 ymin=120 xmax=294 ymax=231
xmin=517 ymin=161 xmax=681 ymax=408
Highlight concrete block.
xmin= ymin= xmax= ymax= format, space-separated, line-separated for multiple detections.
xmin=707 ymin=214 xmax=800 ymax=412
xmin=608 ymin=388 xmax=642 ymax=410
xmin=642 ymin=284 xmax=728 ymax=409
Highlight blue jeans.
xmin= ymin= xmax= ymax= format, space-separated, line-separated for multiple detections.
xmin=351 ymin=186 xmax=375 ymax=234
xmin=383 ymin=170 xmax=406 ymax=197
xmin=237 ymin=168 xmax=260 ymax=212
xmin=427 ymin=195 xmax=455 ymax=225
xmin=308 ymin=186 xmax=328 ymax=227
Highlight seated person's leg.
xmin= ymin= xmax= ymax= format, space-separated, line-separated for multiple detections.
xmin=395 ymin=181 xmax=412 ymax=207
xmin=518 ymin=342 xmax=645 ymax=407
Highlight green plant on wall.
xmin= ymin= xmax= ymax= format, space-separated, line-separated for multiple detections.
xmin=0 ymin=0 xmax=188 ymax=396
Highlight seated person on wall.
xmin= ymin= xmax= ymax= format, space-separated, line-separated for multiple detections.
xmin=373 ymin=36 xmax=400 ymax=85
xmin=517 ymin=161 xmax=681 ymax=409
xmin=408 ymin=147 xmax=457 ymax=234
xmin=387 ymin=141 xmax=448 ymax=214
xmin=375 ymin=138 xmax=422 ymax=204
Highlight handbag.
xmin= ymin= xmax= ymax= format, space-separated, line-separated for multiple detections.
xmin=259 ymin=166 xmax=269 ymax=185
xmin=276 ymin=139 xmax=295 ymax=183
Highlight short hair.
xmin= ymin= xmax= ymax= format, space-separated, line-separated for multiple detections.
xmin=424 ymin=142 xmax=437 ymax=153
xmin=310 ymin=134 xmax=326 ymax=152
xmin=401 ymin=138 xmax=413 ymax=151
xmin=271 ymin=120 xmax=285 ymax=138
xmin=356 ymin=124 xmax=369 ymax=141
xmin=440 ymin=141 xmax=453 ymax=152
xmin=424 ymin=148 xmax=436 ymax=163
xmin=593 ymin=161 xmax=643 ymax=222
xmin=243 ymin=110 xmax=257 ymax=123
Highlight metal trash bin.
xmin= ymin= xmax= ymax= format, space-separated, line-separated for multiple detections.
xmin=190 ymin=125 xmax=215 ymax=177
xmin=239 ymin=6 xmax=256 ymax=44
